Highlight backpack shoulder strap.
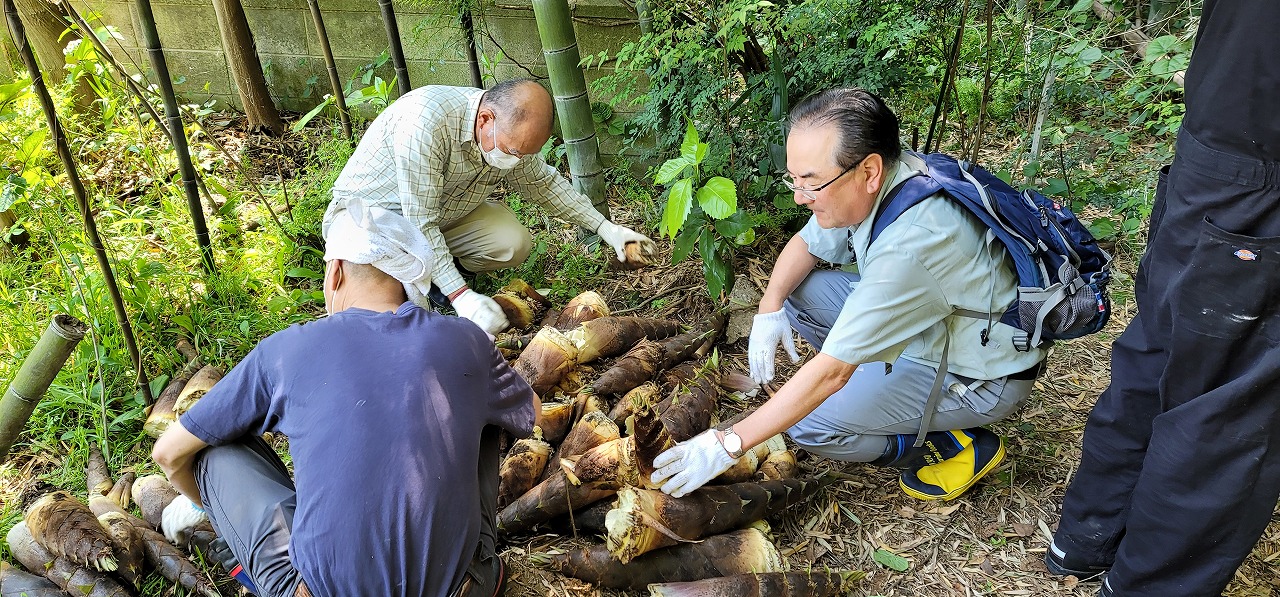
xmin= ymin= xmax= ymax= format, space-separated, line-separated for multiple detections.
xmin=868 ymin=166 xmax=941 ymax=245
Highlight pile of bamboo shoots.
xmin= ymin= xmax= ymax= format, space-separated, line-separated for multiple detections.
xmin=143 ymin=338 xmax=223 ymax=438
xmin=2 ymin=448 xmax=219 ymax=597
xmin=493 ymin=290 xmax=862 ymax=595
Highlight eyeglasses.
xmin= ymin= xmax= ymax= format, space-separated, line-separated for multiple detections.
xmin=782 ymin=161 xmax=859 ymax=201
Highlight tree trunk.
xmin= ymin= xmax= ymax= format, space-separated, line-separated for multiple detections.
xmin=12 ymin=0 xmax=93 ymax=111
xmin=532 ymin=0 xmax=609 ymax=219
xmin=211 ymin=0 xmax=283 ymax=135
xmin=460 ymin=8 xmax=482 ymax=88
xmin=0 ymin=209 xmax=28 ymax=248
xmin=1026 ymin=62 xmax=1056 ymax=185
xmin=0 ymin=314 xmax=86 ymax=462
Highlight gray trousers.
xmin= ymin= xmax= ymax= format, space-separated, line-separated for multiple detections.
xmin=194 ymin=428 xmax=504 ymax=597
xmin=783 ymin=270 xmax=1037 ymax=462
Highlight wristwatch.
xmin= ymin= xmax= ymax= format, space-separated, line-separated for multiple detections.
xmin=719 ymin=427 xmax=745 ymax=459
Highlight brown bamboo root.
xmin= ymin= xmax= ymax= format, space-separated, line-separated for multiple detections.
xmin=756 ymin=450 xmax=798 ymax=482
xmin=632 ymin=403 xmax=676 ymax=488
xmin=646 ymin=570 xmax=865 ymax=596
xmin=657 ymin=367 xmax=720 ymax=442
xmin=605 ymin=477 xmax=832 ymax=563
xmin=556 ymin=411 xmax=620 ymax=462
xmin=570 ymin=389 xmax=608 ymax=427
xmin=554 ymin=367 xmax=588 ymax=395
xmin=84 ymin=497 xmax=219 ymax=597
xmin=608 ymin=383 xmax=661 ymax=427
xmin=493 ymin=279 xmax=551 ymax=331
xmin=497 ymin=464 xmax=617 ymax=535
xmin=24 ymin=492 xmax=118 ymax=571
xmin=497 ymin=431 xmax=553 ymax=510
xmin=97 ymin=512 xmax=145 ymax=588
xmin=592 ymin=339 xmax=664 ymax=397
xmin=131 ymin=474 xmax=178 ymax=528
xmin=86 ymin=446 xmax=112 ymax=497
xmin=658 ymin=313 xmax=727 ymax=370
xmin=6 ymin=522 xmax=130 ymax=597
xmin=555 ymin=291 xmax=610 ymax=329
xmin=0 ymin=560 xmax=64 ymax=596
xmin=568 ymin=316 xmax=683 ymax=364
xmin=512 ymin=326 xmax=580 ymax=395
xmin=172 ymin=364 xmax=224 ymax=416
xmin=536 ymin=400 xmax=575 ymax=445
xmin=107 ymin=471 xmax=135 ymax=509
xmin=533 ymin=527 xmax=783 ymax=590
xmin=145 ymin=341 xmax=205 ymax=437
xmin=715 ymin=435 xmax=784 ymax=484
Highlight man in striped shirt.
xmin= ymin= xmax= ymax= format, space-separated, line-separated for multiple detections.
xmin=324 ymin=79 xmax=654 ymax=335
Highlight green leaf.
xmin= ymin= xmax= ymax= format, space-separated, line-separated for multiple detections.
xmin=291 ymin=96 xmax=334 ymax=132
xmin=1042 ymin=178 xmax=1069 ymax=196
xmin=0 ymin=174 xmax=28 ymax=212
xmin=655 ymin=157 xmax=693 ymax=186
xmin=773 ymin=191 xmax=795 ymax=210
xmin=699 ymin=231 xmax=732 ymax=299
xmin=285 ymin=267 xmax=324 ymax=280
xmin=733 ymin=228 xmax=756 ymax=245
xmin=1069 ymin=0 xmax=1093 ymax=12
xmin=1145 ymin=35 xmax=1179 ymax=61
xmin=1076 ymin=46 xmax=1102 ymax=66
xmin=672 ymin=225 xmax=699 ymax=263
xmin=695 ymin=142 xmax=708 ymax=164
xmin=713 ymin=210 xmax=753 ymax=238
xmin=661 ymin=178 xmax=694 ymax=238
xmin=873 ymin=549 xmax=910 ymax=572
xmin=1088 ymin=217 xmax=1118 ymax=240
xmin=696 ymin=176 xmax=737 ymax=219
xmin=679 ymin=120 xmax=701 ymax=162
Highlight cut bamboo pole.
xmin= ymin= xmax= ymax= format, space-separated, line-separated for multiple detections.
xmin=460 ymin=7 xmax=483 ymax=88
xmin=0 ymin=315 xmax=87 ymax=461
xmin=532 ymin=0 xmax=609 ymax=218
xmin=306 ymin=0 xmax=352 ymax=139
xmin=377 ymin=0 xmax=411 ymax=96
xmin=131 ymin=0 xmax=215 ymax=275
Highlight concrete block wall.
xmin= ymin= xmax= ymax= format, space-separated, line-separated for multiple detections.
xmin=87 ymin=0 xmax=642 ymax=154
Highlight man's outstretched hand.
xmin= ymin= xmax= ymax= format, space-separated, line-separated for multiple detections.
xmin=597 ymin=221 xmax=657 ymax=266
xmin=162 ymin=494 xmax=208 ymax=545
xmin=650 ymin=429 xmax=738 ymax=498
xmin=452 ymin=289 xmax=509 ymax=335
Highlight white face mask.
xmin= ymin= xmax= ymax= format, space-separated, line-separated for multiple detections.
xmin=482 ymin=118 xmax=522 ymax=170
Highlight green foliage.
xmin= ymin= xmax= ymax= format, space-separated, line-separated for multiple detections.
xmin=654 ymin=121 xmax=749 ymax=299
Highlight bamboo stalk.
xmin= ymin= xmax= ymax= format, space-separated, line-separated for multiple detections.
xmin=532 ymin=0 xmax=609 ymax=218
xmin=306 ymin=0 xmax=351 ymax=139
xmin=460 ymin=6 xmax=483 ymax=88
xmin=4 ymin=5 xmax=155 ymax=406
xmin=377 ymin=0 xmax=411 ymax=96
xmin=924 ymin=0 xmax=970 ymax=154
xmin=0 ymin=315 xmax=87 ymax=461
xmin=131 ymin=0 xmax=215 ymax=275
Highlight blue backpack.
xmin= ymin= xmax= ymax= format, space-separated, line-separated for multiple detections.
xmin=870 ymin=152 xmax=1113 ymax=352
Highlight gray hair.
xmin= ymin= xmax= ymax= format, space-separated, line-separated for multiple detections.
xmin=789 ymin=87 xmax=902 ymax=168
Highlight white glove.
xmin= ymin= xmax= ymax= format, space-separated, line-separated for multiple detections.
xmin=161 ymin=495 xmax=208 ymax=545
xmin=651 ymin=429 xmax=739 ymax=498
xmin=597 ymin=221 xmax=657 ymax=262
xmin=452 ymin=289 xmax=509 ymax=335
xmin=748 ymin=309 xmax=800 ymax=385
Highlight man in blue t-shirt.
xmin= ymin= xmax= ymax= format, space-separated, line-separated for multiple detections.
xmin=152 ymin=247 xmax=536 ymax=596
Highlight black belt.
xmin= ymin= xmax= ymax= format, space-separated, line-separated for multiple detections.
xmin=1009 ymin=361 xmax=1045 ymax=381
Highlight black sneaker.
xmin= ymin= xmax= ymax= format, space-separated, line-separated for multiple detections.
xmin=1044 ymin=538 xmax=1110 ymax=580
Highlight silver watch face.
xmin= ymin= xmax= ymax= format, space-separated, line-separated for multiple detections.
xmin=723 ymin=430 xmax=743 ymax=455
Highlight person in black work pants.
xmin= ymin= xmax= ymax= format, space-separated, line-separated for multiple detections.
xmin=1046 ymin=2 xmax=1280 ymax=596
